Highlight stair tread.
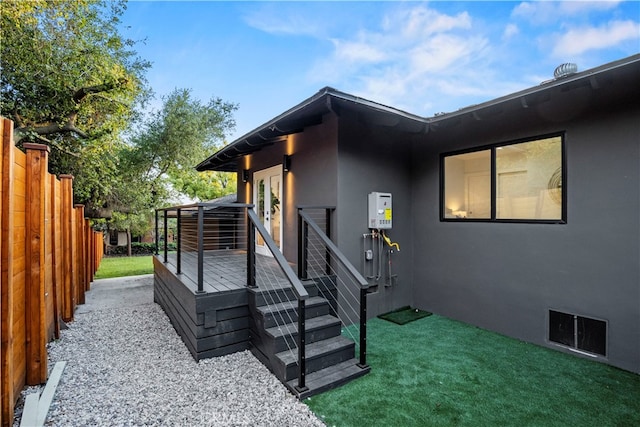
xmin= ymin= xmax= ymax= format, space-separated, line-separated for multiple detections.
xmin=286 ymin=359 xmax=370 ymax=399
xmin=257 ymin=296 xmax=327 ymax=316
xmin=265 ymin=314 xmax=340 ymax=339
xmin=276 ymin=335 xmax=354 ymax=365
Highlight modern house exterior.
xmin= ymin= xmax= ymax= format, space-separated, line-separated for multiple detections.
xmin=187 ymin=54 xmax=640 ymax=376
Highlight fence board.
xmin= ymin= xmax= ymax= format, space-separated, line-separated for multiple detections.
xmin=0 ymin=118 xmax=10 ymax=427
xmin=11 ymin=147 xmax=26 ymax=406
xmin=25 ymin=144 xmax=49 ymax=385
xmin=74 ymin=206 xmax=85 ymax=306
xmin=44 ymin=173 xmax=54 ymax=343
xmin=59 ymin=175 xmax=74 ymax=323
xmin=51 ymin=176 xmax=62 ymax=340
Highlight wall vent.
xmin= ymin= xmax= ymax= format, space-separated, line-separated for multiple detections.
xmin=553 ymin=63 xmax=578 ymax=79
xmin=549 ymin=310 xmax=606 ymax=357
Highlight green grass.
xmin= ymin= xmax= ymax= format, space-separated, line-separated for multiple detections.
xmin=94 ymin=255 xmax=154 ymax=279
xmin=306 ymin=315 xmax=640 ymax=427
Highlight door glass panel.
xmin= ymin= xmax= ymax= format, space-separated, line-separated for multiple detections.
xmin=257 ymin=178 xmax=265 ymax=247
xmin=270 ymin=174 xmax=281 ymax=247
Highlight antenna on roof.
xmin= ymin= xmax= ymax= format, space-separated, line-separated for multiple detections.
xmin=554 ymin=63 xmax=578 ymax=79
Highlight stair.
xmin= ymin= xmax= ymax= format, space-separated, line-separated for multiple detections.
xmin=249 ymin=280 xmax=370 ymax=399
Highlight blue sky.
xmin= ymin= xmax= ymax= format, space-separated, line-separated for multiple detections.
xmin=120 ymin=1 xmax=640 ymax=142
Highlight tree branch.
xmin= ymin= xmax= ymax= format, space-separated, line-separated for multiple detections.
xmin=15 ymin=120 xmax=89 ymax=139
xmin=19 ymin=133 xmax=81 ymax=158
xmin=72 ymin=78 xmax=128 ymax=104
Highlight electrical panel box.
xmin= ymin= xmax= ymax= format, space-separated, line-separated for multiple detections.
xmin=368 ymin=192 xmax=392 ymax=229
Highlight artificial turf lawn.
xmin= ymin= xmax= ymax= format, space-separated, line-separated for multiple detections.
xmin=93 ymin=255 xmax=154 ymax=279
xmin=306 ymin=315 xmax=640 ymax=427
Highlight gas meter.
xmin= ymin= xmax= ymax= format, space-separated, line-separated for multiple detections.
xmin=368 ymin=192 xmax=392 ymax=229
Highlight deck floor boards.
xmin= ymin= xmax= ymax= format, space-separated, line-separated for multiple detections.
xmin=161 ymin=250 xmax=291 ymax=294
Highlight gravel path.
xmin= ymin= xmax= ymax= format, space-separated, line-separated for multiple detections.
xmin=16 ymin=275 xmax=325 ymax=426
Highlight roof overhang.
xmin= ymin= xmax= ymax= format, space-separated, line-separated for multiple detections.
xmin=195 ymin=87 xmax=427 ymax=171
xmin=197 ymin=54 xmax=640 ymax=172
xmin=427 ymin=54 xmax=640 ymax=130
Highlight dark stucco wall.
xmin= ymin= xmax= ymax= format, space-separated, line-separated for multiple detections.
xmin=410 ymin=98 xmax=640 ymax=373
xmin=236 ymin=113 xmax=339 ymax=263
xmin=335 ymin=111 xmax=419 ymax=318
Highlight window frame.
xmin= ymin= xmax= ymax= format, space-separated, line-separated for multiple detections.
xmin=440 ymin=132 xmax=567 ymax=224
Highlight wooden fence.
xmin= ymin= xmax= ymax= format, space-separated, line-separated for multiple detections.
xmin=1 ymin=117 xmax=104 ymax=426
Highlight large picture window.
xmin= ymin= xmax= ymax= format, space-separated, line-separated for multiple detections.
xmin=442 ymin=134 xmax=565 ymax=222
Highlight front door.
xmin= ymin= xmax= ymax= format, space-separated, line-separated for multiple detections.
xmin=253 ymin=165 xmax=282 ymax=256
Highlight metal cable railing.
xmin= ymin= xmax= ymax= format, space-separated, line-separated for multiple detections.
xmin=155 ymin=203 xmax=311 ymax=392
xmin=298 ymin=207 xmax=369 ymax=368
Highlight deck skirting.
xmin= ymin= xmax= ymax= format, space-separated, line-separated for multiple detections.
xmin=153 ymin=257 xmax=250 ymax=360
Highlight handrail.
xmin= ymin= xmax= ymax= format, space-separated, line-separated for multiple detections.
xmin=157 ymin=202 xmax=253 ymax=211
xmin=247 ymin=209 xmax=309 ymax=300
xmin=298 ymin=207 xmax=369 ymax=368
xmin=298 ymin=209 xmax=368 ymax=289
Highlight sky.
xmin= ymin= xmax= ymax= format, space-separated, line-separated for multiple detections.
xmin=119 ymin=1 xmax=640 ymax=143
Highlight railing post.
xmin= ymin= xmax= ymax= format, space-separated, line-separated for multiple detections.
xmin=296 ymin=299 xmax=308 ymax=393
xmin=247 ymin=209 xmax=256 ymax=288
xmin=302 ymin=222 xmax=309 ymax=279
xmin=325 ymin=208 xmax=331 ymax=275
xmin=358 ymin=287 xmax=368 ymax=368
xmin=297 ymin=209 xmax=303 ymax=279
xmin=154 ymin=210 xmax=159 ymax=255
xmin=197 ymin=206 xmax=204 ymax=293
xmin=176 ymin=208 xmax=181 ymax=274
xmin=163 ymin=210 xmax=168 ymax=263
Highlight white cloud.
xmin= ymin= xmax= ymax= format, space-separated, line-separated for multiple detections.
xmin=383 ymin=6 xmax=472 ymax=37
xmin=503 ymin=23 xmax=519 ymax=39
xmin=306 ymin=4 xmax=502 ymax=114
xmin=552 ymin=20 xmax=640 ymax=56
xmin=408 ymin=34 xmax=487 ymax=74
xmin=512 ymin=1 xmax=623 ymax=25
xmin=242 ymin=6 xmax=325 ymax=37
xmin=332 ymin=37 xmax=389 ymax=64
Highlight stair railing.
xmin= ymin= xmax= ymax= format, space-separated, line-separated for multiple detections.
xmin=246 ymin=209 xmax=310 ymax=393
xmin=298 ymin=207 xmax=369 ymax=368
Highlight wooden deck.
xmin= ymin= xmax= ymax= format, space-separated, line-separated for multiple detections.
xmin=153 ymin=249 xmax=293 ymax=360
xmin=162 ymin=249 xmax=248 ymax=293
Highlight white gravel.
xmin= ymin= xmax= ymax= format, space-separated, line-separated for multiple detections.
xmin=16 ymin=277 xmax=325 ymax=426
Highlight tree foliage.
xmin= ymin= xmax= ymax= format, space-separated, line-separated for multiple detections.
xmin=1 ymin=0 xmax=150 ymax=210
xmin=1 ymin=0 xmax=239 ymax=246
xmin=118 ymin=88 xmax=238 ymax=208
xmin=104 ymin=89 xmax=237 ymax=248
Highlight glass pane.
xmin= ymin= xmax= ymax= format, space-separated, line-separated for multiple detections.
xmin=270 ymin=174 xmax=281 ymax=247
xmin=257 ymin=179 xmax=265 ymax=246
xmin=549 ymin=310 xmax=575 ymax=347
xmin=496 ymin=136 xmax=562 ymax=220
xmin=443 ymin=150 xmax=491 ymax=219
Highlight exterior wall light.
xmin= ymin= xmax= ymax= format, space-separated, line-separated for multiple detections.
xmin=242 ymin=169 xmax=249 ymax=183
xmin=283 ymin=154 xmax=291 ymax=172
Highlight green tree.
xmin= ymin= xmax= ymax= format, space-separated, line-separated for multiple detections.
xmin=170 ymin=169 xmax=237 ymax=202
xmin=107 ymin=88 xmax=238 ymax=253
xmin=0 ymin=0 xmax=150 ymax=212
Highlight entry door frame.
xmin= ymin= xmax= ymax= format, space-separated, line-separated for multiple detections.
xmin=252 ymin=165 xmax=283 ymax=256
